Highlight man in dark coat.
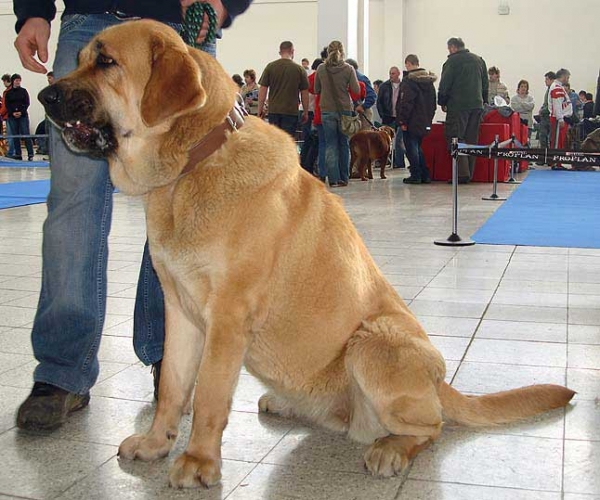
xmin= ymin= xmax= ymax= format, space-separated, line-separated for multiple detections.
xmin=438 ymin=37 xmax=488 ymax=182
xmin=376 ymin=66 xmax=406 ymax=168
xmin=397 ymin=54 xmax=437 ymax=184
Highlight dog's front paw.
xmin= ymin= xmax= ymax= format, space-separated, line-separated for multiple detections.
xmin=118 ymin=432 xmax=174 ymax=461
xmin=364 ymin=437 xmax=409 ymax=477
xmin=380 ymin=174 xmax=387 ymax=179
xmin=169 ymin=452 xmax=221 ymax=488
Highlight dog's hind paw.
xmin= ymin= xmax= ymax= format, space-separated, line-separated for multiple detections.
xmin=364 ymin=435 xmax=431 ymax=477
xmin=258 ymin=393 xmax=293 ymax=417
xmin=118 ymin=432 xmax=174 ymax=461
xmin=169 ymin=452 xmax=221 ymax=489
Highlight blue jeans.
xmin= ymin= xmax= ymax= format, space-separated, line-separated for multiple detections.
xmin=32 ymin=14 xmax=187 ymax=395
xmin=268 ymin=113 xmax=299 ymax=138
xmin=403 ymin=130 xmax=430 ymax=181
xmin=8 ymin=116 xmax=34 ymax=159
xmin=4 ymin=119 xmax=15 ymax=156
xmin=321 ymin=111 xmax=350 ymax=185
xmin=316 ymin=124 xmax=326 ymax=179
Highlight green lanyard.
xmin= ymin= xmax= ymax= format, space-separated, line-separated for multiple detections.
xmin=181 ymin=2 xmax=218 ymax=49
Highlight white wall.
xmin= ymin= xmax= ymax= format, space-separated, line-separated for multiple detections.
xmin=401 ymin=0 xmax=600 ymax=122
xmin=0 ymin=0 xmax=599 ymax=129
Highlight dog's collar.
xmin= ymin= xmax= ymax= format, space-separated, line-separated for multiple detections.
xmin=178 ymin=102 xmax=246 ymax=178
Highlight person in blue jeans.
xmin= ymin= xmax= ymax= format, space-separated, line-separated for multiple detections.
xmin=314 ymin=40 xmax=360 ymax=187
xmin=13 ymin=0 xmax=251 ymax=431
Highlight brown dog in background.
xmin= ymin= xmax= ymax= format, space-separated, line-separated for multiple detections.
xmin=350 ymin=125 xmax=395 ymax=181
xmin=39 ymin=21 xmax=575 ymax=489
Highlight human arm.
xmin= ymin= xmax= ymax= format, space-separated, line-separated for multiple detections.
xmin=397 ymin=82 xmax=416 ymax=127
xmin=257 ymin=85 xmax=268 ymax=118
xmin=480 ymin=58 xmax=489 ymax=104
xmin=437 ymin=61 xmax=452 ymax=107
xmin=300 ymin=89 xmax=309 ymax=123
xmin=348 ymin=67 xmax=360 ymax=95
xmin=360 ymin=74 xmax=377 ymax=110
xmin=13 ymin=17 xmax=51 ymax=74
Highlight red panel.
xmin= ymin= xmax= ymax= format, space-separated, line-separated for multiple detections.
xmin=476 ymin=123 xmax=511 ymax=182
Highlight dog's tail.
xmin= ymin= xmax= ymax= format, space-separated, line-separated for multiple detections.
xmin=439 ymin=381 xmax=575 ymax=426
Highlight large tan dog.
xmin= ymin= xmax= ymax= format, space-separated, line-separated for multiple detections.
xmin=39 ymin=20 xmax=575 ymax=489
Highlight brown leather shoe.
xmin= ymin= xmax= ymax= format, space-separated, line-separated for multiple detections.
xmin=16 ymin=382 xmax=90 ymax=431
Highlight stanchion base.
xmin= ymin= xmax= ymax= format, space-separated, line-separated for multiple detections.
xmin=504 ymin=179 xmax=522 ymax=184
xmin=434 ymin=233 xmax=476 ymax=246
xmin=482 ymin=194 xmax=507 ymax=201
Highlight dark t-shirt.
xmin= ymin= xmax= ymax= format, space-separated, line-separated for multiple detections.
xmin=259 ymin=58 xmax=308 ymax=115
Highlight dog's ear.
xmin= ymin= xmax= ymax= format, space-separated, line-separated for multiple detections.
xmin=141 ymin=40 xmax=207 ymax=127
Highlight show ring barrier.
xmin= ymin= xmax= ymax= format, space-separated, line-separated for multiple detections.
xmin=434 ymin=137 xmax=600 ymax=247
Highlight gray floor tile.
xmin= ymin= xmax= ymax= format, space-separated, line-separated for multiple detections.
xmin=569 ymin=325 xmax=600 ymax=345
xmin=227 ymin=463 xmax=402 ymax=500
xmin=453 ymin=361 xmax=567 ymax=395
xmin=397 ymin=480 xmax=562 ymax=499
xmin=569 ymin=308 xmax=600 ymax=326
xmin=418 ymin=315 xmax=480 ymax=337
xmin=55 ymin=455 xmax=254 ymax=500
xmin=564 ymin=440 xmax=600 ymax=495
xmin=0 ymin=429 xmax=117 ymax=499
xmin=567 ymin=368 xmax=600 ymax=400
xmin=485 ymin=304 xmax=567 ymax=324
xmin=409 ymin=428 xmax=563 ymax=491
xmin=428 ymin=335 xmax=471 ymax=361
xmin=565 ymin=399 xmax=600 ymax=441
xmin=477 ymin=319 xmax=567 ymax=342
xmin=409 ymin=300 xmax=487 ymax=319
xmin=464 ymin=339 xmax=567 ymax=367
xmin=568 ymin=344 xmax=600 ymax=369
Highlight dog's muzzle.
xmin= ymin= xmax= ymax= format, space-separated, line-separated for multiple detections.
xmin=39 ymin=84 xmax=117 ymax=158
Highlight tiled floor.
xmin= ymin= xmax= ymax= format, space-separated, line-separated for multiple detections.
xmin=0 ymin=166 xmax=599 ymax=499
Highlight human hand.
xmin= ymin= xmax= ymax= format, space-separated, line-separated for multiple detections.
xmin=14 ymin=17 xmax=50 ymax=74
xmin=441 ymin=105 xmax=447 ymax=113
xmin=355 ymin=104 xmax=365 ymax=114
xmin=14 ymin=112 xmax=22 ymax=118
xmin=301 ymin=110 xmax=309 ymax=124
xmin=180 ymin=0 xmax=228 ymax=44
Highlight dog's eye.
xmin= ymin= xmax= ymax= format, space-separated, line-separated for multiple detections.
xmin=97 ymin=54 xmax=116 ymax=67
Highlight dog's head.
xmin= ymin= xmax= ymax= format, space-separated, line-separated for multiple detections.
xmin=38 ymin=20 xmax=236 ymax=194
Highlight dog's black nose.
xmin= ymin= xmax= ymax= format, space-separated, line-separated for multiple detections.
xmin=38 ymin=85 xmax=62 ymax=106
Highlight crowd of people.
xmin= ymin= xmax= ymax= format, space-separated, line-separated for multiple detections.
xmin=234 ymin=37 xmax=598 ymax=184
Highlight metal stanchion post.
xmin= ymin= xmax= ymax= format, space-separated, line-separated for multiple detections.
xmin=434 ymin=138 xmax=475 ymax=247
xmin=505 ymin=135 xmax=521 ymax=184
xmin=482 ymin=134 xmax=507 ymax=201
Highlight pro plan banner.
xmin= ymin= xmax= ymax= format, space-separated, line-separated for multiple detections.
xmin=457 ymin=144 xmax=600 ymax=166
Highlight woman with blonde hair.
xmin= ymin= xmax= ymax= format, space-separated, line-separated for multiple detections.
xmin=314 ymin=40 xmax=360 ymax=187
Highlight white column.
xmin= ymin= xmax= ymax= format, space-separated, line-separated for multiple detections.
xmin=317 ymin=0 xmax=360 ymax=60
xmin=382 ymin=0 xmax=404 ymax=71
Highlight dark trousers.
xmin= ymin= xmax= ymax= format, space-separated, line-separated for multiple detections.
xmin=268 ymin=113 xmax=299 ymax=138
xmin=444 ymin=108 xmax=483 ymax=179
xmin=404 ymin=131 xmax=430 ymax=181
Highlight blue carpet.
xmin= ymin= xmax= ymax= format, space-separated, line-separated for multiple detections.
xmin=0 ymin=158 xmax=49 ymax=168
xmin=0 ymin=180 xmax=50 ymax=209
xmin=472 ymin=170 xmax=600 ymax=248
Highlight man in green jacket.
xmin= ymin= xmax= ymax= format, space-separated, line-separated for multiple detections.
xmin=438 ymin=37 xmax=488 ymax=182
